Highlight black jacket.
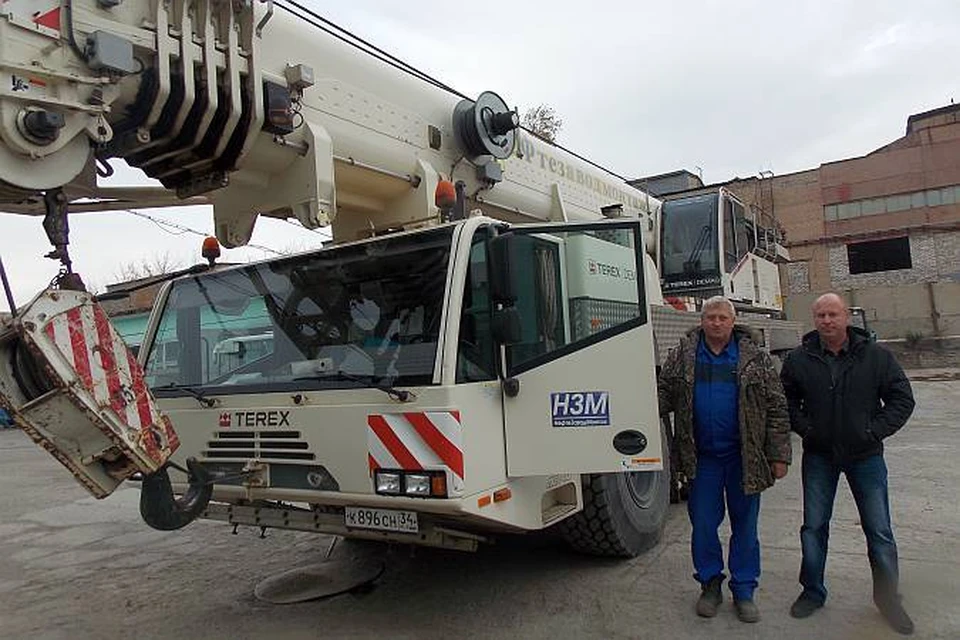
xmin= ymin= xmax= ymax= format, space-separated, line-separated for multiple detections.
xmin=780 ymin=326 xmax=915 ymax=463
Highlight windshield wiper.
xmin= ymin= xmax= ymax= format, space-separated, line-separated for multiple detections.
xmin=683 ymin=224 xmax=712 ymax=273
xmin=158 ymin=383 xmax=217 ymax=408
xmin=292 ymin=371 xmax=415 ymax=403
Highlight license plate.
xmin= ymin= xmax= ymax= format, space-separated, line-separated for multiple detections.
xmin=344 ymin=507 xmax=418 ymax=533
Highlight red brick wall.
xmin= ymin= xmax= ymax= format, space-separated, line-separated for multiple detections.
xmin=749 ymin=117 xmax=960 ymax=254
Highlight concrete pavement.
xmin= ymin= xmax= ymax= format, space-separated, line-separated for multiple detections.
xmin=0 ymin=374 xmax=957 ymax=639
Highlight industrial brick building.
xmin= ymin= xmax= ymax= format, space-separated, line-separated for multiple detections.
xmin=638 ymin=103 xmax=960 ymax=339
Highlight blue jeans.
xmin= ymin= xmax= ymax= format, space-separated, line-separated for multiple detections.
xmin=799 ymin=452 xmax=900 ymax=604
xmin=688 ymin=453 xmax=761 ymax=601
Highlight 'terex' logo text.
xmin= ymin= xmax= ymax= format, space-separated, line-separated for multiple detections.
xmin=219 ymin=410 xmax=292 ymax=428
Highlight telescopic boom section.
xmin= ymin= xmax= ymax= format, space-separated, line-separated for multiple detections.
xmin=0 ymin=0 xmax=658 ymax=252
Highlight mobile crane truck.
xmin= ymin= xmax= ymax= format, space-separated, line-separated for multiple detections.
xmin=0 ymin=0 xmax=800 ymax=558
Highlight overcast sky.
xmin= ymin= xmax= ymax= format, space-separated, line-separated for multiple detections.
xmin=2 ymin=0 xmax=958 ymax=311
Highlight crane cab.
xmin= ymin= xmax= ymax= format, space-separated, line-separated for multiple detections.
xmin=659 ymin=187 xmax=788 ymax=312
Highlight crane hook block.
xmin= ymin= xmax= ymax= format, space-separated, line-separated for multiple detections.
xmin=140 ymin=458 xmax=214 ymax=531
xmin=0 ymin=289 xmax=181 ymax=498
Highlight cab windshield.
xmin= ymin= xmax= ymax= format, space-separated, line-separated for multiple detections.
xmin=660 ymin=194 xmax=721 ymax=292
xmin=144 ymin=227 xmax=454 ymax=394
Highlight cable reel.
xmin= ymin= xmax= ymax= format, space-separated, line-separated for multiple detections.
xmin=452 ymin=90 xmax=519 ymax=160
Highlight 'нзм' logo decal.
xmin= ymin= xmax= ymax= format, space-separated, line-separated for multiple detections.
xmin=551 ymin=391 xmax=610 ymax=427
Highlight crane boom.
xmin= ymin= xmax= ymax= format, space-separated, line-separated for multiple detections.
xmin=0 ymin=0 xmax=659 ymax=251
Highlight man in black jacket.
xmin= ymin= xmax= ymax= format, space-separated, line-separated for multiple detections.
xmin=781 ymin=293 xmax=916 ymax=635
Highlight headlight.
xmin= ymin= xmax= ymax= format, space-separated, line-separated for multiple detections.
xmin=375 ymin=471 xmax=401 ymax=494
xmin=372 ymin=470 xmax=448 ymax=497
xmin=404 ymin=473 xmax=431 ymax=496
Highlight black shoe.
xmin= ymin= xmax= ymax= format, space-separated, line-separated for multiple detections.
xmin=734 ymin=598 xmax=761 ymax=623
xmin=696 ymin=575 xmax=724 ymax=618
xmin=877 ymin=598 xmax=914 ymax=635
xmin=789 ymin=594 xmax=823 ymax=619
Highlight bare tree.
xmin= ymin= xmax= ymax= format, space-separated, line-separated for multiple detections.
xmin=522 ymin=104 xmax=563 ymax=143
xmin=114 ymin=252 xmax=183 ymax=282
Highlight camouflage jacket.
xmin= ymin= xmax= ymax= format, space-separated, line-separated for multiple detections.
xmin=657 ymin=325 xmax=792 ymax=495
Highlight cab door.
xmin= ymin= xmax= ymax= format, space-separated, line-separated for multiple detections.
xmin=494 ymin=221 xmax=662 ymax=477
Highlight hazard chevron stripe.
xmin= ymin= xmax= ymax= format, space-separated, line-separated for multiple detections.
xmin=93 ymin=305 xmax=126 ymax=420
xmin=368 ymin=414 xmax=422 ymax=471
xmin=41 ymin=300 xmax=175 ymax=463
xmin=403 ymin=412 xmax=464 ymax=479
xmin=66 ymin=307 xmax=93 ymax=391
xmin=126 ymin=348 xmax=153 ymax=431
xmin=367 ymin=411 xmax=464 ymax=481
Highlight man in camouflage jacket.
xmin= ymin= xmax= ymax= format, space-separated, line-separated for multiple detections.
xmin=658 ymin=296 xmax=792 ymax=623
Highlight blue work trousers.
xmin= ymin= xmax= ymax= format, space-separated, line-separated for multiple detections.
xmin=799 ymin=452 xmax=900 ymax=605
xmin=688 ymin=452 xmax=761 ymax=601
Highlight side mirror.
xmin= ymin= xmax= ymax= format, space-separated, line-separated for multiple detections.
xmin=488 ymin=233 xmax=516 ymax=305
xmin=492 ymin=307 xmax=522 ymax=345
xmin=489 ymin=233 xmax=522 ymax=345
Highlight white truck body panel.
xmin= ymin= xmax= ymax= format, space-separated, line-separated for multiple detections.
xmin=504 ymin=324 xmax=662 ymax=476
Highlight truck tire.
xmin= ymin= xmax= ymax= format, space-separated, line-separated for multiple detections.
xmin=558 ymin=424 xmax=670 ymax=558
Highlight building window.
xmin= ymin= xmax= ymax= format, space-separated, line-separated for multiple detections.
xmin=857 ymin=199 xmax=876 ymax=215
xmin=943 ymin=185 xmax=958 ymax=205
xmin=847 ymin=237 xmax=912 ymax=274
xmin=823 ymin=183 xmax=960 ymax=221
xmin=884 ymin=195 xmax=906 ymax=213
xmin=838 ymin=201 xmax=860 ymax=219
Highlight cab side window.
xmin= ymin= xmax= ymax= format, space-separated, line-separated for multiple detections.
xmin=504 ymin=226 xmax=645 ymax=375
xmin=456 ymin=239 xmax=497 ymax=383
xmin=724 ymin=198 xmax=738 ymax=273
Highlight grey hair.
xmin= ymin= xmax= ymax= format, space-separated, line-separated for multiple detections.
xmin=701 ymin=295 xmax=736 ymax=318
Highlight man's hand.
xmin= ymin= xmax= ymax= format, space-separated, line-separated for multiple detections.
xmin=771 ymin=461 xmax=788 ymax=480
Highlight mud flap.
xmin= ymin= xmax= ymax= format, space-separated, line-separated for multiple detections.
xmin=140 ymin=458 xmax=213 ymax=531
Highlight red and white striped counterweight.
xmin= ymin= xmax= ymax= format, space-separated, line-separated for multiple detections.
xmin=0 ymin=288 xmax=179 ymax=498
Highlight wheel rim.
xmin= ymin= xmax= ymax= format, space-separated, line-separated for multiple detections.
xmin=625 ymin=469 xmax=661 ymax=510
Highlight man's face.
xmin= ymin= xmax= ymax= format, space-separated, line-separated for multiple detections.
xmin=701 ymin=305 xmax=735 ymax=344
xmin=814 ymin=297 xmax=850 ymax=343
